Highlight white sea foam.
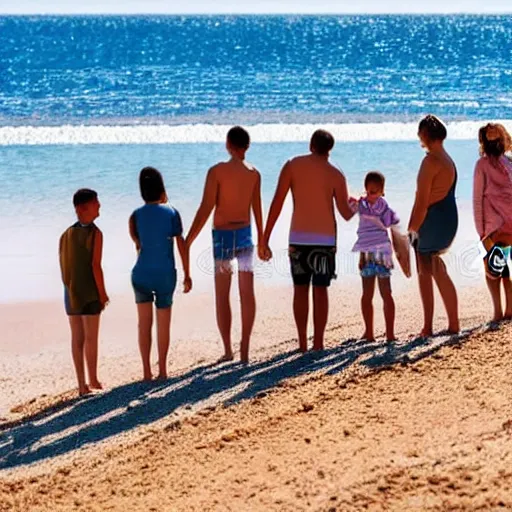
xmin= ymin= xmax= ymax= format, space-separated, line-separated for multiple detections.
xmin=1 ymin=120 xmax=512 ymax=146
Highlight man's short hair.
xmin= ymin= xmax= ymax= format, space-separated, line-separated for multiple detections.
xmin=364 ymin=171 xmax=385 ymax=189
xmin=73 ymin=188 xmax=98 ymax=207
xmin=418 ymin=114 xmax=447 ymax=142
xmin=227 ymin=126 xmax=250 ymax=150
xmin=311 ymin=129 xmax=335 ymax=155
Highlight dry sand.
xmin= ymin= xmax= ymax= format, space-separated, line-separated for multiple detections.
xmin=1 ymin=276 xmax=511 ymax=510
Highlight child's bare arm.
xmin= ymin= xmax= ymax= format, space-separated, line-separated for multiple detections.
xmin=186 ymin=167 xmax=217 ymax=247
xmin=59 ymin=233 xmax=69 ymax=286
xmin=252 ymin=171 xmax=264 ymax=244
xmin=263 ymin=161 xmax=292 ymax=245
xmin=128 ymin=213 xmax=140 ymax=251
xmin=92 ymin=229 xmax=109 ymax=307
xmin=176 ymin=235 xmax=192 ymax=293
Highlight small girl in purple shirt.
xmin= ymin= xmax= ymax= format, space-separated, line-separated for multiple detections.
xmin=350 ymin=171 xmax=400 ymax=342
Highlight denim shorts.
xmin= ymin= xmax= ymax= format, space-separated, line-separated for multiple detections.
xmin=212 ymin=225 xmax=254 ymax=274
xmin=131 ymin=268 xmax=177 ymax=309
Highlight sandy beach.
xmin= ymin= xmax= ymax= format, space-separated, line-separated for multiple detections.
xmin=0 ymin=271 xmax=490 ymax=415
xmin=2 ymin=274 xmax=511 ymax=510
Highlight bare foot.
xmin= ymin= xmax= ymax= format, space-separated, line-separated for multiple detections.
xmin=89 ymin=380 xmax=103 ymax=390
xmin=360 ymin=333 xmax=375 ymax=342
xmin=142 ymin=373 xmax=153 ymax=382
xmin=312 ymin=337 xmax=324 ymax=351
xmin=78 ymin=385 xmax=91 ymax=397
xmin=298 ymin=341 xmax=308 ymax=353
xmin=156 ymin=373 xmax=168 ymax=381
xmin=386 ymin=336 xmax=397 ymax=342
xmin=217 ymin=353 xmax=234 ymax=364
xmin=419 ymin=328 xmax=433 ymax=338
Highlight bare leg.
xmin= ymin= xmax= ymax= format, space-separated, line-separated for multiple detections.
xmin=215 ymin=271 xmax=233 ymax=361
xmin=432 ymin=256 xmax=459 ymax=333
xmin=503 ymin=277 xmax=512 ymax=319
xmin=156 ymin=306 xmax=172 ymax=379
xmin=312 ymin=286 xmax=328 ymax=350
xmin=83 ymin=314 xmax=102 ymax=389
xmin=293 ymin=285 xmax=310 ymax=352
xmin=69 ymin=316 xmax=89 ymax=395
xmin=238 ymin=271 xmax=256 ymax=364
xmin=486 ymin=274 xmax=503 ymax=321
xmin=378 ymin=277 xmax=396 ymax=341
xmin=137 ymin=302 xmax=153 ymax=381
xmin=416 ymin=253 xmax=434 ymax=337
xmin=361 ymin=276 xmax=376 ymax=341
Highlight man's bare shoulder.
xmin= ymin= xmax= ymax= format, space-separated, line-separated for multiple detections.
xmin=286 ymin=154 xmax=311 ymax=166
xmin=326 ymin=160 xmax=344 ymax=175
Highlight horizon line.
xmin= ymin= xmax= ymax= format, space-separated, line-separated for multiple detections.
xmin=1 ymin=11 xmax=511 ymax=16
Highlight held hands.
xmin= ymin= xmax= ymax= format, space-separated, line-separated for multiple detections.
xmin=258 ymin=243 xmax=272 ymax=262
xmin=348 ymin=196 xmax=359 ymax=213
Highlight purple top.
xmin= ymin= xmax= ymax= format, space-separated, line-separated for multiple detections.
xmin=352 ymin=197 xmax=399 ymax=265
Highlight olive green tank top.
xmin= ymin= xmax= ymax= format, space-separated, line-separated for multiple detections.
xmin=59 ymin=222 xmax=100 ymax=310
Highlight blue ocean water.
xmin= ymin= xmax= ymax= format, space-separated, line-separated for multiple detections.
xmin=1 ymin=15 xmax=512 ymax=126
xmin=0 ymin=15 xmax=508 ymax=302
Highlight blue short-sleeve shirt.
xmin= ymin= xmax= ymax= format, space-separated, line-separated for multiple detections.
xmin=132 ymin=203 xmax=182 ymax=277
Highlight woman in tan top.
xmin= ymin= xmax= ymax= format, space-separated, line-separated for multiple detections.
xmin=408 ymin=115 xmax=459 ymax=337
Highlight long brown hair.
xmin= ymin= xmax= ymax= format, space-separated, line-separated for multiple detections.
xmin=478 ymin=123 xmax=512 ymax=158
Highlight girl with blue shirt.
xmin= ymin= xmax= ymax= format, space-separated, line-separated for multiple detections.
xmin=129 ymin=167 xmax=192 ymax=381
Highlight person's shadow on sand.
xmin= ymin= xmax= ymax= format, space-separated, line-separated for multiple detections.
xmin=0 ymin=324 xmax=485 ymax=471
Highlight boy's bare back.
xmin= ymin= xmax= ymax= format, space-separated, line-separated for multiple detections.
xmin=209 ymin=159 xmax=261 ymax=229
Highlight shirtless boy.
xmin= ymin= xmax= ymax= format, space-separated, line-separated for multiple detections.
xmin=262 ymin=130 xmax=353 ymax=351
xmin=186 ymin=126 xmax=263 ymax=364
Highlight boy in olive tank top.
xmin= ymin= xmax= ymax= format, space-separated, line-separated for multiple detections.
xmin=59 ymin=189 xmax=109 ymax=396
